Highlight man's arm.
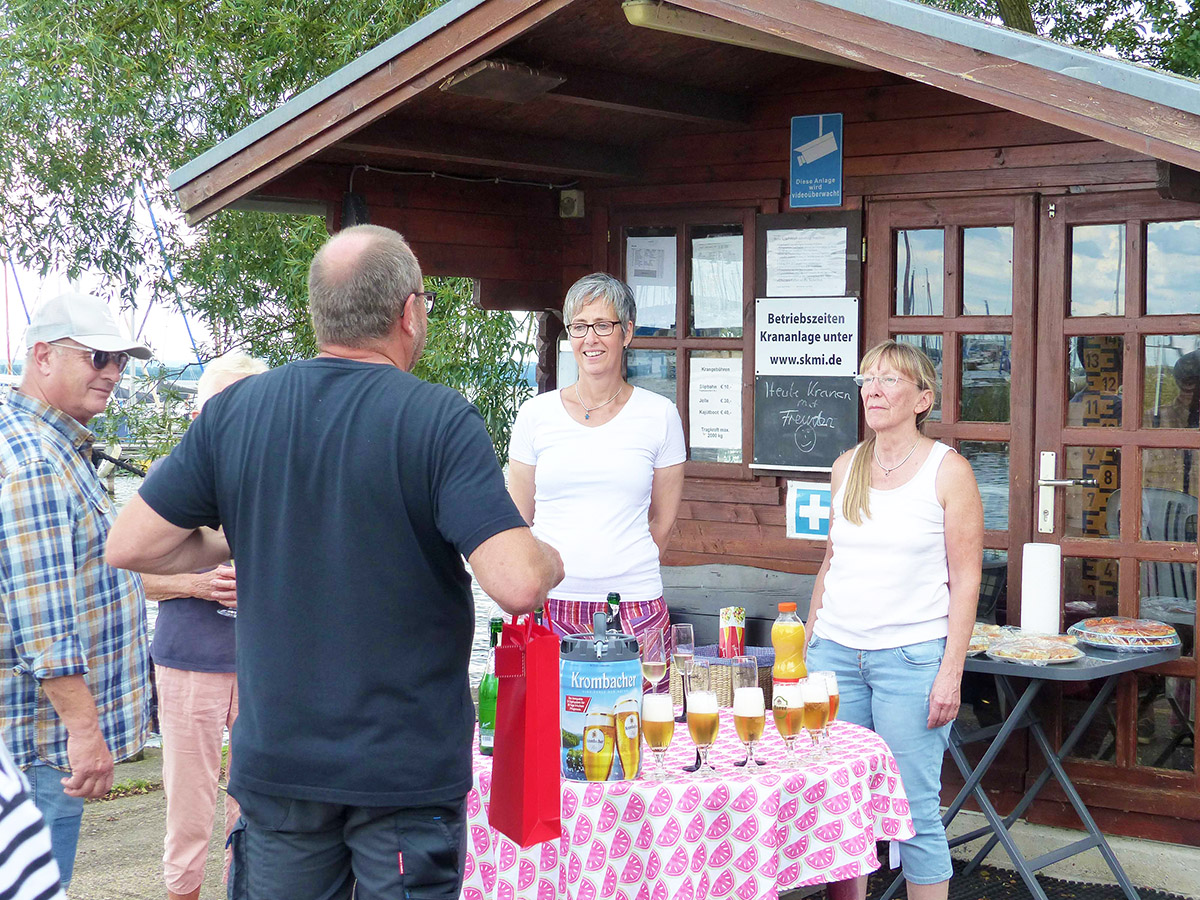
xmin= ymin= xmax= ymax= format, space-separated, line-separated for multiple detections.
xmin=142 ymin=565 xmax=237 ymax=608
xmin=39 ymin=675 xmax=113 ymax=799
xmin=106 ymin=495 xmax=230 ymax=575
xmin=469 ymin=527 xmax=563 ymax=618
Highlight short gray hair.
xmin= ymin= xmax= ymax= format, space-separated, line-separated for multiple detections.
xmin=196 ymin=351 xmax=268 ymax=410
xmin=563 ymin=273 xmax=636 ymax=331
xmin=308 ymin=225 xmax=423 ymax=347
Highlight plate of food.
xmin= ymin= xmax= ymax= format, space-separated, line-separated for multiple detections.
xmin=986 ymin=637 xmax=1085 ymax=665
xmin=1067 ymin=616 xmax=1180 ymax=651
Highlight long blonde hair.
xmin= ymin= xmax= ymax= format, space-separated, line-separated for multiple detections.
xmin=842 ymin=340 xmax=938 ymax=525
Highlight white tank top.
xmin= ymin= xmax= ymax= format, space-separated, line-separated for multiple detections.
xmin=815 ymin=441 xmax=953 ymax=650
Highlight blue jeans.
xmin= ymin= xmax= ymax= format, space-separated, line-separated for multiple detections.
xmin=25 ymin=762 xmax=86 ymax=888
xmin=807 ymin=634 xmax=953 ymax=885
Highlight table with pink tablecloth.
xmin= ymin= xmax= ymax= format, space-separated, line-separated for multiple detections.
xmin=461 ymin=712 xmax=915 ymax=900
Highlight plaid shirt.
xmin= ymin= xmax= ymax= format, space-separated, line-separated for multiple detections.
xmin=0 ymin=390 xmax=149 ymax=770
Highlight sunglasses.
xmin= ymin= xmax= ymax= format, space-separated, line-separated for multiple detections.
xmin=49 ymin=341 xmax=131 ymax=373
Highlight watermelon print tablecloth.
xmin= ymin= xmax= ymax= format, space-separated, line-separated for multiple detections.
xmin=461 ymin=713 xmax=915 ymax=900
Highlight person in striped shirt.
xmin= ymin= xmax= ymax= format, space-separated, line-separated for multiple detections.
xmin=0 ymin=738 xmax=65 ymax=900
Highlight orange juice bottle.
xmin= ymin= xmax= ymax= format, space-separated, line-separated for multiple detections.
xmin=772 ymin=602 xmax=807 ymax=683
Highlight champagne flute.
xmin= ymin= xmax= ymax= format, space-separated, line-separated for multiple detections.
xmin=686 ymin=658 xmax=719 ymax=777
xmin=639 ymin=629 xmax=669 ymax=691
xmin=799 ymin=676 xmax=831 ymax=759
xmin=670 ymin=623 xmax=694 ymax=723
xmin=641 ymin=692 xmax=675 ymax=781
xmin=732 ymin=656 xmax=766 ymax=767
xmin=813 ymin=670 xmax=839 ymax=745
xmin=772 ymin=682 xmax=804 ymax=769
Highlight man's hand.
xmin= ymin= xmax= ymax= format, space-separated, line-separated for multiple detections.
xmin=62 ymin=724 xmax=115 ymax=799
xmin=192 ymin=564 xmax=237 ymax=609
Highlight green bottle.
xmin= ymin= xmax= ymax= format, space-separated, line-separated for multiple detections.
xmin=478 ymin=617 xmax=503 ymax=756
xmin=606 ymin=591 xmax=622 ymax=634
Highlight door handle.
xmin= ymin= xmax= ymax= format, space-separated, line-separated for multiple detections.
xmin=1038 ymin=451 xmax=1101 ymax=534
xmin=1037 ymin=478 xmax=1099 ymax=487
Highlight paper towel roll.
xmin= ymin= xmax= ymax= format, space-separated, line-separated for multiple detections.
xmin=1021 ymin=543 xmax=1062 ymax=634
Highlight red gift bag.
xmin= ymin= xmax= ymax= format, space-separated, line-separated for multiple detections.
xmin=488 ymin=618 xmax=561 ymax=848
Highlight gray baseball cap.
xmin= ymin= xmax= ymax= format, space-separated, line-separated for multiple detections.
xmin=26 ymin=292 xmax=152 ymax=359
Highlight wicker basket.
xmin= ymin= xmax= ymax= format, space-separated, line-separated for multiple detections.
xmin=669 ymin=645 xmax=775 ymax=708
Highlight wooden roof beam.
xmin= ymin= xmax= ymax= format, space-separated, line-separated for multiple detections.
xmin=338 ymin=120 xmax=639 ymax=179
xmin=542 ymin=62 xmax=749 ymax=126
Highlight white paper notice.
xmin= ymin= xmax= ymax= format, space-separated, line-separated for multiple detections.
xmin=626 ymin=236 xmax=676 ymax=330
xmin=691 ymin=235 xmax=743 ymax=330
xmin=689 ymin=358 xmax=741 ymax=452
xmin=755 ymin=297 xmax=859 ymax=377
xmin=766 ymin=228 xmax=847 ymax=297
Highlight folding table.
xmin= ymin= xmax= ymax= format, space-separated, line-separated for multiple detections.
xmin=881 ymin=644 xmax=1181 ymax=900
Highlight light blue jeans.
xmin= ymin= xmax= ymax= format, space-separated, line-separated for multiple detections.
xmin=807 ymin=633 xmax=953 ymax=885
xmin=25 ymin=762 xmax=86 ymax=888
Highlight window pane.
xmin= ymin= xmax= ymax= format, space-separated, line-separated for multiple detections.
xmin=962 ymin=226 xmax=1013 ymax=316
xmin=1062 ymin=678 xmax=1118 ymax=765
xmin=1063 ymin=447 xmax=1120 ymax=540
xmin=1143 ymin=334 xmax=1200 ymax=429
xmin=895 ymin=229 xmax=943 ymax=315
xmin=1063 ymin=555 xmax=1120 ymax=618
xmin=1070 ymin=224 xmax=1125 ymax=316
xmin=1134 ymin=674 xmax=1195 ymax=773
xmin=960 ymin=334 xmax=1011 ymax=422
xmin=960 ymin=441 xmax=1009 ymax=531
xmin=1141 ymin=449 xmax=1199 ymax=529
xmin=1067 ymin=336 xmax=1123 ymax=428
xmin=688 ymin=351 xmax=742 ymax=463
xmin=982 ymin=551 xmax=1009 ymax=626
xmin=895 ymin=334 xmax=942 ymax=422
xmin=626 ymin=349 xmax=676 ymax=402
xmin=1147 ymin=220 xmax=1200 ymax=315
xmin=1139 ymin=562 xmax=1196 ymax=628
xmin=689 ymin=225 xmax=743 ymax=338
xmin=625 ymin=226 xmax=676 ymax=337
xmin=558 ymin=339 xmax=577 ymax=387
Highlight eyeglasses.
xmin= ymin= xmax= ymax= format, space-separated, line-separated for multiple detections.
xmin=412 ymin=291 xmax=436 ymax=313
xmin=49 ymin=341 xmax=131 ymax=373
xmin=566 ymin=320 xmax=622 ymax=338
xmin=853 ymin=374 xmax=919 ymax=390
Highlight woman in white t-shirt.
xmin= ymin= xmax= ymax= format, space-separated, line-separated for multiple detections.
xmin=508 ymin=273 xmax=685 ymax=654
xmin=805 ymin=340 xmax=982 ymax=900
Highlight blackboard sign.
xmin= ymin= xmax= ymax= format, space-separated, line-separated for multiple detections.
xmin=752 ymin=375 xmax=858 ymax=470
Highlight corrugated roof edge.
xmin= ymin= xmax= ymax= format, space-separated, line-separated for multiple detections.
xmin=167 ymin=0 xmax=489 ymax=190
xmin=171 ymin=0 xmax=1200 ymax=192
xmin=824 ymin=0 xmax=1200 ymax=113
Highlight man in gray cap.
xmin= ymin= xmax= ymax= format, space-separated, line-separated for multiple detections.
xmin=0 ymin=291 xmax=154 ymax=888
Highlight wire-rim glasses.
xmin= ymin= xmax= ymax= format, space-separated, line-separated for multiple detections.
xmin=853 ymin=374 xmax=918 ymax=390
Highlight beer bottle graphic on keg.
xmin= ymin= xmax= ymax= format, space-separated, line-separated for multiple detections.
xmin=582 ymin=708 xmax=616 ymax=781
xmin=614 ymin=697 xmax=641 ymax=778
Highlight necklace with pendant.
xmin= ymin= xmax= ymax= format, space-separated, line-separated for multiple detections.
xmin=576 ymin=382 xmax=624 ymax=420
xmin=873 ymin=437 xmax=920 ymax=477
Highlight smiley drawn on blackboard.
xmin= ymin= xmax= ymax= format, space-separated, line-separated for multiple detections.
xmin=794 ymin=424 xmax=817 ymax=452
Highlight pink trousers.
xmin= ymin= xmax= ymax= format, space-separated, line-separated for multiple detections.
xmin=155 ymin=665 xmax=240 ymax=894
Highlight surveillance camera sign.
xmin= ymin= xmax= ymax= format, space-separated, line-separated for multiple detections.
xmin=790 ymin=114 xmax=843 ymax=209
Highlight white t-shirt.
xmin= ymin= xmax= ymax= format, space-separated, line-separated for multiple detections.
xmin=815 ymin=441 xmax=953 ymax=650
xmin=510 ymin=387 xmax=686 ymax=602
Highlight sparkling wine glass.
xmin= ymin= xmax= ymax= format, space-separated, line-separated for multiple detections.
xmin=686 ymin=658 xmax=719 ymax=777
xmin=639 ymin=629 xmax=669 ymax=691
xmin=813 ymin=670 xmax=839 ymax=746
xmin=732 ymin=656 xmax=766 ymax=767
xmin=670 ymin=623 xmax=694 ymax=723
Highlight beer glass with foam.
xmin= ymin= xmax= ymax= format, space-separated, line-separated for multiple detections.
xmin=614 ymin=697 xmax=641 ymax=778
xmin=812 ymin=670 xmax=840 ymax=744
xmin=771 ymin=681 xmax=804 ymax=769
xmin=582 ymin=708 xmax=616 ymax=781
xmin=731 ymin=656 xmax=765 ymax=767
xmin=799 ymin=676 xmax=830 ymax=758
xmin=641 ymin=692 xmax=674 ymax=781
xmin=686 ymin=658 xmax=719 ymax=776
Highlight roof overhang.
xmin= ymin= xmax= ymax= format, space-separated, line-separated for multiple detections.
xmin=171 ymin=0 xmax=1200 ymax=224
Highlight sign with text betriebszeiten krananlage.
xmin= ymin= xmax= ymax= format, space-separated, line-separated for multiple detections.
xmin=755 ymin=297 xmax=859 ymax=377
xmin=790 ymin=114 xmax=843 ymax=209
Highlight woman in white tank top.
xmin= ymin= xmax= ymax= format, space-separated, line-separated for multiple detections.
xmin=805 ymin=341 xmax=983 ymax=900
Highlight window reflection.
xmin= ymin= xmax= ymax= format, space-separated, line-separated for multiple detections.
xmin=626 ymin=349 xmax=676 ymax=402
xmin=960 ymin=442 xmax=1009 ymax=531
xmin=1070 ymin=224 xmax=1125 ymax=316
xmin=1067 ymin=336 xmax=1123 ymax=428
xmin=1143 ymin=335 xmax=1200 ymax=431
xmin=1134 ymin=674 xmax=1195 ymax=773
xmin=962 ymin=227 xmax=1013 ymax=316
xmin=895 ymin=334 xmax=942 ymax=422
xmin=1147 ymin=220 xmax=1200 ymax=316
xmin=689 ymin=225 xmax=743 ymax=338
xmin=895 ymin=229 xmax=943 ymax=315
xmin=1064 ymin=446 xmax=1120 ymax=540
xmin=960 ymin=334 xmax=1011 ymax=422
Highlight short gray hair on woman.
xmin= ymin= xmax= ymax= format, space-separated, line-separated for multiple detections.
xmin=308 ymin=224 xmax=424 ymax=347
xmin=562 ymin=273 xmax=637 ymax=330
xmin=196 ymin=351 xmax=269 ymax=410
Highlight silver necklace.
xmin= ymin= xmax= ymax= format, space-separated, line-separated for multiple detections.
xmin=873 ymin=437 xmax=920 ymax=477
xmin=576 ymin=382 xmax=624 ymax=420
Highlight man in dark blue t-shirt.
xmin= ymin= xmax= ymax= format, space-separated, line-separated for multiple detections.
xmin=107 ymin=225 xmax=564 ymax=900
